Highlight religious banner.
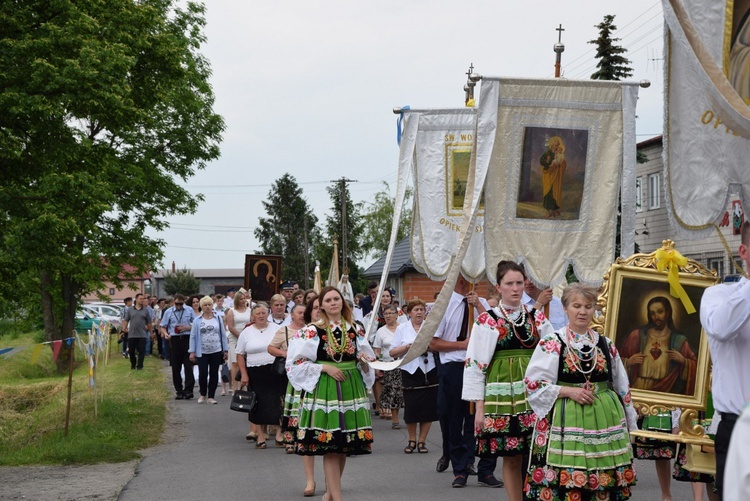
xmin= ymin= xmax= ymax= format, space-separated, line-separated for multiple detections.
xmin=478 ymin=77 xmax=639 ymax=287
xmin=403 ymin=108 xmax=486 ymax=282
xmin=663 ymin=0 xmax=750 ymax=236
xmin=244 ymin=254 xmax=282 ymax=302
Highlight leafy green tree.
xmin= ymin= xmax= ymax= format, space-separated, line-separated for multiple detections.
xmin=360 ymin=182 xmax=413 ymax=260
xmin=0 ymin=0 xmax=224 ymax=368
xmin=254 ymin=174 xmax=320 ymax=287
xmin=589 ymin=15 xmax=634 ymax=81
xmin=163 ymin=268 xmax=201 ymax=296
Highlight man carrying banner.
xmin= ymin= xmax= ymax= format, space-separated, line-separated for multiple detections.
xmin=160 ymin=293 xmax=197 ymax=400
xmin=700 ymin=220 xmax=750 ymax=500
xmin=430 ymin=275 xmax=501 ymax=489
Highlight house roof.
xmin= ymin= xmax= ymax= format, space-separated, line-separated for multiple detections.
xmin=637 ymin=135 xmax=662 ymax=149
xmin=363 ymin=237 xmax=414 ymax=278
xmin=153 ymin=268 xmax=245 ymax=279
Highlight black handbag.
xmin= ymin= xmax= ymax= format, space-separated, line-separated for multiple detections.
xmin=271 ymin=327 xmax=289 ymax=376
xmin=230 ymin=386 xmax=257 ymax=413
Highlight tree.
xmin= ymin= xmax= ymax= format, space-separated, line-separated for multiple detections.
xmin=0 ymin=0 xmax=224 ymax=369
xmin=254 ymin=174 xmax=320 ymax=287
xmin=315 ymin=180 xmax=365 ymax=292
xmin=163 ymin=268 xmax=201 ymax=296
xmin=589 ymin=15 xmax=634 ymax=81
xmin=360 ymin=182 xmax=412 ymax=259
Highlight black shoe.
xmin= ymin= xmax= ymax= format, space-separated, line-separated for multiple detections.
xmin=467 ymin=464 xmax=477 ymax=476
xmin=131 ymin=366 xmax=136 ymax=370
xmin=452 ymin=475 xmax=467 ymax=488
xmin=478 ymin=475 xmax=503 ymax=488
xmin=184 ymin=393 xmax=194 ymax=400
xmin=175 ymin=393 xmax=185 ymax=400
xmin=436 ymin=456 xmax=449 ymax=473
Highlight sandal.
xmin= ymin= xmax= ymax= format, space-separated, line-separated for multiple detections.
xmin=245 ymin=432 xmax=257 ymax=442
xmin=404 ymin=440 xmax=416 ymax=454
xmin=391 ymin=422 xmax=401 ymax=429
xmin=275 ymin=438 xmax=284 ymax=447
xmin=285 ymin=445 xmax=295 ymax=454
xmin=417 ymin=442 xmax=428 ymax=453
xmin=255 ymin=441 xmax=267 ymax=449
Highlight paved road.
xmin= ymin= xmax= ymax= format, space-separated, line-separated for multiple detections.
xmin=119 ymin=366 xmax=704 ymax=500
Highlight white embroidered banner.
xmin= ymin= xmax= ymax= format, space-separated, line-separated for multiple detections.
xmin=407 ymin=109 xmax=486 ymax=282
xmin=663 ymin=0 xmax=750 ymax=236
xmin=478 ymin=78 xmax=638 ymax=287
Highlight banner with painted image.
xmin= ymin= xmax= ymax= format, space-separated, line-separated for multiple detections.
xmin=662 ymin=0 xmax=750 ymax=236
xmin=408 ymin=109 xmax=486 ymax=281
xmin=478 ymin=78 xmax=638 ymax=287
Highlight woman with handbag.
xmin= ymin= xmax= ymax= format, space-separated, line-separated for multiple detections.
xmin=372 ymin=304 xmax=404 ymax=428
xmin=236 ymin=302 xmax=286 ymax=449
xmin=268 ymin=303 xmax=317 ymax=496
xmin=287 ymin=286 xmax=375 ymax=501
xmin=188 ymin=296 xmax=229 ymax=404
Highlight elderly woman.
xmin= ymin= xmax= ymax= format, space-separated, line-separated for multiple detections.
xmin=269 ymin=293 xmax=291 ymax=327
xmin=287 ymin=286 xmax=375 ymax=501
xmin=462 ymin=261 xmax=554 ymax=499
xmin=269 ymin=302 xmax=317 ymax=497
xmin=373 ymin=304 xmax=404 ymax=427
xmin=524 ymin=282 xmax=638 ymax=500
xmin=236 ymin=302 xmax=286 ymax=449
xmin=390 ymin=298 xmax=438 ymax=454
xmin=225 ymin=289 xmax=252 ymax=396
xmin=188 ymin=296 xmax=229 ymax=404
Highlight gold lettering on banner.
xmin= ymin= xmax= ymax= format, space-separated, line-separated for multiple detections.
xmin=699 ymin=109 xmax=739 ymax=136
xmin=445 ymin=134 xmax=455 ymax=141
xmin=436 ymin=217 xmax=482 ymax=234
xmin=460 ymin=134 xmax=473 ymax=141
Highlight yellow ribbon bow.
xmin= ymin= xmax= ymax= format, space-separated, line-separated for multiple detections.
xmin=655 ymin=247 xmax=696 ymax=314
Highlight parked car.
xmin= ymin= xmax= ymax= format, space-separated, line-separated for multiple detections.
xmin=75 ymin=310 xmax=103 ymax=334
xmin=82 ymin=304 xmax=122 ymax=333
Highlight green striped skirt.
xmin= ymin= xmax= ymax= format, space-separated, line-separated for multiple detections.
xmin=295 ymin=360 xmax=373 ymax=456
xmin=525 ymin=381 xmax=636 ymax=501
xmin=281 ymin=381 xmax=301 ymax=446
xmin=476 ymin=349 xmax=536 ymax=457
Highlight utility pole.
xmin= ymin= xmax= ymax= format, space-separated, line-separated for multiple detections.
xmin=331 ymin=177 xmax=357 ymax=275
xmin=303 ymin=215 xmax=309 ymax=289
xmin=554 ymin=24 xmax=565 ymax=78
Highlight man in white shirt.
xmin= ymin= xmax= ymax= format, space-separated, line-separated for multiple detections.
xmin=700 ymin=220 xmax=750 ymax=500
xmin=724 ymin=402 xmax=750 ymax=500
xmin=430 ymin=275 xmax=501 ymax=489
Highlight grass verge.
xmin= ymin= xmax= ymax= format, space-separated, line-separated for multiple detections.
xmin=0 ymin=332 xmax=168 ymax=465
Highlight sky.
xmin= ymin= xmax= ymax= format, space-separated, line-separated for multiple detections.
xmin=151 ymin=0 xmax=665 ymax=274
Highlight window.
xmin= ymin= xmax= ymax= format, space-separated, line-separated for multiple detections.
xmin=635 ymin=177 xmax=643 ymax=212
xmin=648 ymin=173 xmax=660 ymax=209
xmin=109 ymin=288 xmax=115 ymax=295
xmin=706 ymin=252 xmax=725 ymax=278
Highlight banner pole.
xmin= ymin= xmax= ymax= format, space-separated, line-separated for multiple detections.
xmin=64 ymin=338 xmax=74 ymax=436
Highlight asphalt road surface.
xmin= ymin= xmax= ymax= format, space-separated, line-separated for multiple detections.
xmin=118 ymin=367 xmax=705 ymax=501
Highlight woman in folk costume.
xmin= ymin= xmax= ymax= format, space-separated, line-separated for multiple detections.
xmin=462 ymin=261 xmax=555 ymax=501
xmin=286 ymin=286 xmax=375 ymax=501
xmin=524 ymin=283 xmax=638 ymax=501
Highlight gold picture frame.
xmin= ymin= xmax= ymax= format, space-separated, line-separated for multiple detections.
xmin=593 ymin=241 xmax=718 ymax=412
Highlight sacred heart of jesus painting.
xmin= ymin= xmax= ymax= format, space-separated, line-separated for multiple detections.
xmin=515 ymin=126 xmax=588 ymax=220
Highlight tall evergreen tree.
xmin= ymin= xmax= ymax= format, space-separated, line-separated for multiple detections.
xmin=0 ymin=0 xmax=224 ymax=367
xmin=254 ymin=174 xmax=319 ymax=286
xmin=315 ymin=181 xmax=365 ymax=291
xmin=589 ymin=15 xmax=634 ymax=81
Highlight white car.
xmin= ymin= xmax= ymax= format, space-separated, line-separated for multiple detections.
xmin=82 ymin=304 xmax=123 ymax=333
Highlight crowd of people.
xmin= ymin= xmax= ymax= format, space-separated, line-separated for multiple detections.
xmin=115 ymin=224 xmax=750 ymax=501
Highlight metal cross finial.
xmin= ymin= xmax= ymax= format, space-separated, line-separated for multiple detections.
xmin=556 ymin=24 xmax=565 ymax=43
xmin=465 ymin=63 xmax=474 ymax=79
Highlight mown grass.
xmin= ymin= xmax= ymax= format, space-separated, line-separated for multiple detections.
xmin=0 ymin=332 xmax=168 ymax=465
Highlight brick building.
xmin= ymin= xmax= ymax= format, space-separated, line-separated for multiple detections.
xmin=362 ymin=237 xmax=492 ymax=304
